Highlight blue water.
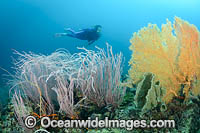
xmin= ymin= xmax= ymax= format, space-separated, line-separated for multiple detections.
xmin=0 ymin=0 xmax=200 ymax=84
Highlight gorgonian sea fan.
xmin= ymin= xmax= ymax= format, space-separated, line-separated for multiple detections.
xmin=129 ymin=17 xmax=200 ymax=103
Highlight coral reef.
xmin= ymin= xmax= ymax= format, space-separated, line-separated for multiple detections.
xmin=0 ymin=99 xmax=25 ymax=132
xmin=129 ymin=17 xmax=200 ymax=103
xmin=2 ymin=17 xmax=199 ymax=132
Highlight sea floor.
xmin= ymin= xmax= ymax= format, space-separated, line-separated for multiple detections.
xmin=1 ymin=84 xmax=200 ymax=133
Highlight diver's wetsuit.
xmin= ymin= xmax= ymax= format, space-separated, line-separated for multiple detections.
xmin=66 ymin=28 xmax=100 ymax=45
xmin=57 ymin=25 xmax=101 ymax=45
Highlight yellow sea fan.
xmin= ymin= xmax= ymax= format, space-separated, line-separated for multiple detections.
xmin=129 ymin=17 xmax=200 ymax=103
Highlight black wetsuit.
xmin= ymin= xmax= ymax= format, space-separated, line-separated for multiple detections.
xmin=66 ymin=27 xmax=101 ymax=45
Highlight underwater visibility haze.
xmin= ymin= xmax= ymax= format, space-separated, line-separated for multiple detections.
xmin=0 ymin=0 xmax=200 ymax=132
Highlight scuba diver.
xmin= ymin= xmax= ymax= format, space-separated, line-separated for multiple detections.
xmin=55 ymin=25 xmax=102 ymax=45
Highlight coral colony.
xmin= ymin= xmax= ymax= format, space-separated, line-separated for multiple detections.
xmin=10 ymin=44 xmax=125 ymax=131
xmin=129 ymin=17 xmax=200 ymax=105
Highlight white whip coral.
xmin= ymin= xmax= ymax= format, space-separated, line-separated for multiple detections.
xmin=10 ymin=44 xmax=126 ymax=130
xmin=10 ymin=49 xmax=81 ymax=118
xmin=77 ymin=43 xmax=126 ymax=108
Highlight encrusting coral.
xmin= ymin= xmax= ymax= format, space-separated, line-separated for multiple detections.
xmin=129 ymin=17 xmax=200 ymax=104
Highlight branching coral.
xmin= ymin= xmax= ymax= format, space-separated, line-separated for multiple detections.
xmin=10 ymin=49 xmax=82 ymax=119
xmin=77 ymin=43 xmax=126 ymax=108
xmin=129 ymin=17 xmax=200 ymax=103
xmin=51 ymin=74 xmax=82 ymax=119
xmin=12 ymin=91 xmax=32 ymax=131
xmin=10 ymin=44 xmax=125 ymax=130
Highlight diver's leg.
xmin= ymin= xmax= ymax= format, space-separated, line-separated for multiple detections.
xmin=64 ymin=28 xmax=78 ymax=38
xmin=64 ymin=28 xmax=76 ymax=34
xmin=66 ymin=34 xmax=77 ymax=38
xmin=55 ymin=33 xmax=68 ymax=37
xmin=55 ymin=32 xmax=77 ymax=38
